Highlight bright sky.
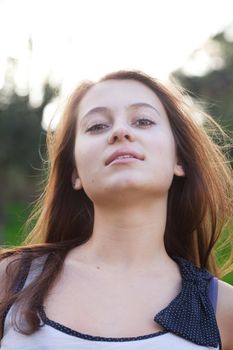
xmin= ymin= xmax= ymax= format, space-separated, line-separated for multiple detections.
xmin=0 ymin=0 xmax=233 ymax=128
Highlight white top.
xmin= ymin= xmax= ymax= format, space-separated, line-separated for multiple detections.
xmin=0 ymin=256 xmax=220 ymax=349
xmin=1 ymin=324 xmax=219 ymax=350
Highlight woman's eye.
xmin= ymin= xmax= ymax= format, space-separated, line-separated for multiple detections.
xmin=86 ymin=123 xmax=108 ymax=133
xmin=86 ymin=118 xmax=155 ymax=133
xmin=135 ymin=118 xmax=156 ymax=127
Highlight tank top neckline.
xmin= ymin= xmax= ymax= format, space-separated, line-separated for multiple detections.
xmin=37 ymin=255 xmax=220 ymax=347
xmin=38 ymin=304 xmax=169 ymax=342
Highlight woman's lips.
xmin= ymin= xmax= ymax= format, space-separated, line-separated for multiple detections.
xmin=105 ymin=150 xmax=144 ymax=166
xmin=107 ymin=157 xmax=142 ymax=166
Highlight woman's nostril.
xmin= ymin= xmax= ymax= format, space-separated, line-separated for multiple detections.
xmin=108 ymin=127 xmax=135 ymax=144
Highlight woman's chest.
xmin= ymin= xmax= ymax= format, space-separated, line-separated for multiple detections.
xmin=43 ymin=264 xmax=181 ymax=338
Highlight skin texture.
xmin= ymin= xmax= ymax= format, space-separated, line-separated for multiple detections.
xmin=74 ymin=79 xmax=184 ymax=200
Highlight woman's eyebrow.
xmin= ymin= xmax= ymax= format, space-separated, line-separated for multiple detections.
xmin=81 ymin=102 xmax=160 ymax=122
xmin=129 ymin=103 xmax=160 ymax=116
xmin=81 ymin=106 xmax=111 ymax=121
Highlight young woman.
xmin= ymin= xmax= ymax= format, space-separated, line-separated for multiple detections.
xmin=0 ymin=70 xmax=233 ymax=349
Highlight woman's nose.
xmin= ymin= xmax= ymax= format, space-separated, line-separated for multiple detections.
xmin=107 ymin=125 xmax=136 ymax=144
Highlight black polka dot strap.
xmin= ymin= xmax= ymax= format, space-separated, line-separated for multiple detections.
xmin=154 ymin=256 xmax=221 ymax=348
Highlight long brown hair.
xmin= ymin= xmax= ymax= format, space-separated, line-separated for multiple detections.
xmin=0 ymin=70 xmax=232 ymax=338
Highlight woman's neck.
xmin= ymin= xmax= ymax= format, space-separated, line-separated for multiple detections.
xmin=70 ymin=197 xmax=174 ymax=273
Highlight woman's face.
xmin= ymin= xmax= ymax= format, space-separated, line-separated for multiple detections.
xmin=73 ymin=79 xmax=184 ymax=203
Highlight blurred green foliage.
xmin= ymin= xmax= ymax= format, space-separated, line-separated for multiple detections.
xmin=215 ymin=226 xmax=233 ymax=284
xmin=0 ymin=57 xmax=58 ymax=245
xmin=172 ymin=31 xmax=233 ymax=141
xmin=2 ymin=202 xmax=30 ymax=246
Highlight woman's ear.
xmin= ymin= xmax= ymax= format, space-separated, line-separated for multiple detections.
xmin=71 ymin=169 xmax=82 ymax=190
xmin=174 ymin=159 xmax=185 ymax=177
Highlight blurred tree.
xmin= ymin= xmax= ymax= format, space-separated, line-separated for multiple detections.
xmin=171 ymin=25 xmax=233 ymax=135
xmin=0 ymin=57 xmax=59 ymax=244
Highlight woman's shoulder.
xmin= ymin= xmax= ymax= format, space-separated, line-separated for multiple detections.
xmin=216 ymin=279 xmax=233 ymax=350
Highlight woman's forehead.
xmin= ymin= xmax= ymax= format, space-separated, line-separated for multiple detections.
xmin=78 ymin=79 xmax=166 ymax=119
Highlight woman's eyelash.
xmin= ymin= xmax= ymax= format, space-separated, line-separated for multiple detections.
xmin=86 ymin=123 xmax=108 ymax=132
xmin=135 ymin=118 xmax=156 ymax=127
xmin=86 ymin=118 xmax=156 ymax=133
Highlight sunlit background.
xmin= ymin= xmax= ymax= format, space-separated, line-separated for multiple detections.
xmin=0 ymin=0 xmax=233 ymax=280
xmin=1 ymin=0 xmax=233 ymax=126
